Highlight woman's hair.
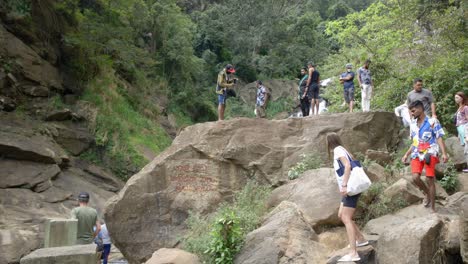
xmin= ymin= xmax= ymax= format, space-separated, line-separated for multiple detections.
xmin=326 ymin=132 xmax=353 ymax=161
xmin=456 ymin=91 xmax=468 ymax=105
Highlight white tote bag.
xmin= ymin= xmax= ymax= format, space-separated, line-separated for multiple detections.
xmin=347 ymin=166 xmax=372 ymax=196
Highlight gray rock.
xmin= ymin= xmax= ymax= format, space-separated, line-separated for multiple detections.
xmin=268 ymin=168 xmax=342 ymax=228
xmin=20 ymin=85 xmax=50 ymax=97
xmin=376 ymin=215 xmax=444 ymax=264
xmin=235 ymin=201 xmax=328 ymax=264
xmin=145 ymin=248 xmax=200 ymax=264
xmin=0 ymin=159 xmax=60 ymax=189
xmin=365 ymin=162 xmax=387 ymax=182
xmin=45 ymin=109 xmax=72 ymax=121
xmin=366 ymin=149 xmax=392 ymax=166
xmin=0 ymin=95 xmax=16 ymax=111
xmin=52 ymin=124 xmax=94 ymax=155
xmin=461 ymin=199 xmax=468 ymax=263
xmin=0 ymin=131 xmax=65 ymax=164
xmin=20 ymin=244 xmax=98 ymax=264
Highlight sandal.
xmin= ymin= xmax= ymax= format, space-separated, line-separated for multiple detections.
xmin=423 ymin=198 xmax=431 ymax=208
xmin=338 ymin=254 xmax=361 ymax=262
xmin=347 ymin=240 xmax=369 ymax=248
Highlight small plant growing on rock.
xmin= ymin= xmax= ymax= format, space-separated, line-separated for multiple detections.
xmin=204 ymin=211 xmax=243 ymax=264
xmin=440 ymin=162 xmax=459 ymax=194
xmin=288 ymin=153 xmax=323 ymax=180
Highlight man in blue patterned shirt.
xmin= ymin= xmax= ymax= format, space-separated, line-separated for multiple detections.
xmin=401 ymin=100 xmax=448 ymax=212
xmin=255 ymin=80 xmax=270 ymax=118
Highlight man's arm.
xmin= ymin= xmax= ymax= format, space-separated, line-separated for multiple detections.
xmin=306 ymin=68 xmax=313 ymax=87
xmin=437 ymin=137 xmax=448 ymax=163
xmin=431 ymin=102 xmax=437 ymax=119
xmin=94 ymin=220 xmax=101 ymax=238
xmin=401 ymin=146 xmax=413 ymax=163
xmin=343 ymin=73 xmax=353 ymax=81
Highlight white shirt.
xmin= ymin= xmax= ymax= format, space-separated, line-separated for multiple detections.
xmin=99 ymin=224 xmax=111 ymax=244
xmin=333 ymin=146 xmax=349 ymax=190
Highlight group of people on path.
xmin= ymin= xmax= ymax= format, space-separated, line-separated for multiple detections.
xmin=71 ymin=192 xmax=112 ymax=264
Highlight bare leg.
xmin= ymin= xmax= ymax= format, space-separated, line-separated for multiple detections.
xmin=412 ymin=173 xmax=430 ymax=202
xmin=349 ymin=101 xmax=354 ymax=113
xmin=341 ymin=206 xmax=359 ymax=257
xmin=426 ymin=177 xmax=436 ymax=212
xmin=352 ymin=221 xmax=366 ymax=242
xmin=315 ymin=99 xmax=319 ymax=115
xmin=218 ymin=104 xmax=225 ymax=120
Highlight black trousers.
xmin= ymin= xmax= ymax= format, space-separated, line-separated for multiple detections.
xmin=300 ymin=96 xmax=310 ymax=117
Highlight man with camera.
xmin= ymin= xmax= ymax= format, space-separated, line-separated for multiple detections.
xmin=216 ymin=64 xmax=237 ymax=120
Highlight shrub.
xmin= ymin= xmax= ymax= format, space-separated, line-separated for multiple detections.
xmin=288 ymin=153 xmax=323 ymax=180
xmin=204 ymin=211 xmax=243 ymax=264
xmin=356 ymin=181 xmax=408 ymax=227
xmin=440 ymin=162 xmax=459 ymax=194
xmin=183 ymin=181 xmax=271 ymax=263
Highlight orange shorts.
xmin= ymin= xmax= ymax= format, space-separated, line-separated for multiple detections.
xmin=410 ymin=156 xmax=439 ymax=177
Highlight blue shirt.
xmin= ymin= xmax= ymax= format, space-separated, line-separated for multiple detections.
xmin=409 ymin=117 xmax=445 ymax=160
xmin=256 ymin=85 xmax=267 ymax=106
xmin=341 ymin=71 xmax=355 ymax=90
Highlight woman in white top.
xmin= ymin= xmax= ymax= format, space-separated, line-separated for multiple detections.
xmin=327 ymin=132 xmax=368 ymax=262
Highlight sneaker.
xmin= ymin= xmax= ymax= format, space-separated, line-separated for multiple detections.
xmin=423 ymin=198 xmax=431 ymax=208
xmin=338 ymin=254 xmax=361 ymax=262
xmin=463 ymin=169 xmax=468 ymax=173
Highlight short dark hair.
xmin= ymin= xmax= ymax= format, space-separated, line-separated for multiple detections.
xmin=307 ymin=61 xmax=315 ymax=67
xmin=408 ymin=100 xmax=424 ymax=110
xmin=256 ymin=80 xmax=263 ymax=85
xmin=78 ymin=192 xmax=90 ymax=202
xmin=413 ymin=78 xmax=423 ymax=84
xmin=365 ymin=59 xmax=371 ymax=64
xmin=301 ymin=67 xmax=307 ymax=71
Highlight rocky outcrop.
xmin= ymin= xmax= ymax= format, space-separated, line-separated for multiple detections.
xmin=235 ymin=201 xmax=328 ymax=264
xmin=105 ymin=112 xmax=401 ymax=263
xmin=0 ymin=112 xmax=123 ymax=263
xmin=0 ymin=24 xmax=62 ymax=91
xmin=267 ymin=168 xmax=342 ymax=228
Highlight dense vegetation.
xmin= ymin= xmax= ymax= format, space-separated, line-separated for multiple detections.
xmin=3 ymin=0 xmax=465 ymax=178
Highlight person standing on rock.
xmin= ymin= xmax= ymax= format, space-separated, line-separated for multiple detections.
xmin=401 ymin=100 xmax=448 ymax=213
xmin=255 ymin=80 xmax=269 ymax=118
xmin=99 ymin=220 xmax=112 ymax=264
xmin=71 ymin=192 xmax=101 ymax=245
xmin=298 ymin=67 xmax=310 ymax=117
xmin=406 ymin=78 xmax=437 ymax=119
xmin=454 ymin=92 xmax=468 ymax=172
xmin=339 ymin=63 xmax=355 ymax=113
xmin=357 ymin=59 xmax=373 ymax=112
xmin=326 ymin=133 xmax=368 ymax=262
xmin=216 ymin=64 xmax=237 ymax=120
xmin=306 ymin=62 xmax=320 ymax=115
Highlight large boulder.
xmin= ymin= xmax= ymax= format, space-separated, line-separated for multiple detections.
xmin=105 ymin=112 xmax=401 ymax=263
xmin=51 ymin=124 xmax=94 ymax=156
xmin=445 ymin=136 xmax=466 ymax=169
xmin=461 ymin=199 xmax=468 ymax=263
xmin=268 ymin=168 xmax=342 ymax=227
xmin=376 ymin=215 xmax=444 ymax=264
xmin=234 ymin=201 xmax=328 ymax=264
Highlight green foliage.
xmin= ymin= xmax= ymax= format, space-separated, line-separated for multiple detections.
xmin=265 ymin=96 xmax=296 ymax=118
xmin=356 ymin=181 xmax=409 ymax=226
xmin=183 ymin=181 xmax=271 ymax=263
xmin=225 ymin=97 xmax=256 ymax=119
xmin=288 ymin=153 xmax=323 ymax=180
xmin=81 ymin=69 xmax=171 ymax=180
xmin=439 ymin=162 xmax=459 ymax=194
xmin=4 ymin=0 xmax=31 ymax=16
xmin=323 ymin=0 xmax=467 ymax=133
xmin=204 ymin=211 xmax=243 ymax=264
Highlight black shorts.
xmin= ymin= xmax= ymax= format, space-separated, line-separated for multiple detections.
xmin=342 ymin=193 xmax=361 ymax=208
xmin=309 ymin=83 xmax=320 ymax=99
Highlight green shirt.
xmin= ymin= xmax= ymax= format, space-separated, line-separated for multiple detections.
xmin=71 ymin=206 xmax=98 ymax=244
